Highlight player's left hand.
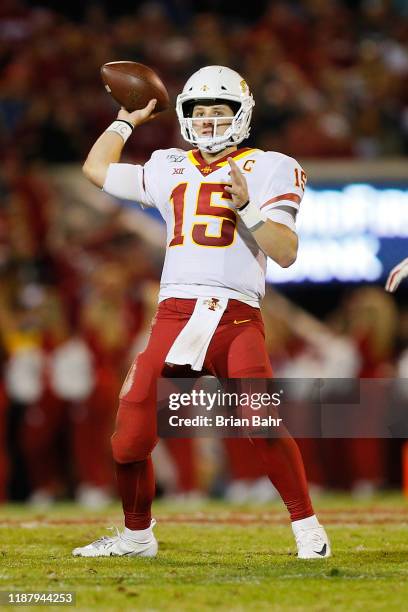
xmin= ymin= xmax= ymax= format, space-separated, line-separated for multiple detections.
xmin=225 ymin=158 xmax=249 ymax=208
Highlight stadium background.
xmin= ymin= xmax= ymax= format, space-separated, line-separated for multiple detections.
xmin=0 ymin=0 xmax=407 ymax=508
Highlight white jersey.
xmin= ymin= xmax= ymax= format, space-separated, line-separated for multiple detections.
xmin=103 ymin=147 xmax=306 ymax=306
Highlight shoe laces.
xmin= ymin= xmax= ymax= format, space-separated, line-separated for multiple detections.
xmin=91 ymin=526 xmax=120 ymax=549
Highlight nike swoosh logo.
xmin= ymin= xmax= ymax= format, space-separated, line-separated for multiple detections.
xmin=110 ymin=550 xmax=134 ymax=556
xmin=314 ymin=544 xmax=327 ymax=556
xmin=233 ymin=319 xmax=251 ymax=325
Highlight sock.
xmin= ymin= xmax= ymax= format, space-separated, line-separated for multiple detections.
xmin=250 ymin=436 xmax=314 ymax=521
xmin=291 ymin=514 xmax=319 ymax=532
xmin=123 ymin=524 xmax=153 ymax=543
xmin=115 ymin=456 xmax=155 ymax=530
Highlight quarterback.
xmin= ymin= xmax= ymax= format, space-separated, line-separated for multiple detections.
xmin=73 ymin=66 xmax=331 ymax=559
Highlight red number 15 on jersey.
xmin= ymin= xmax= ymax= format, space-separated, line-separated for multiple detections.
xmin=169 ymin=183 xmax=236 ymax=248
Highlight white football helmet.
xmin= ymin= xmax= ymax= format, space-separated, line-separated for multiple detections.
xmin=176 ymin=65 xmax=255 ymax=153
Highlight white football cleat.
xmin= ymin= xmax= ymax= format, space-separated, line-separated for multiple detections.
xmin=72 ymin=520 xmax=158 ymax=558
xmin=292 ymin=522 xmax=331 ymax=559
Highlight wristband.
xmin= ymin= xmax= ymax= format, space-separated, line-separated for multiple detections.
xmin=236 ymin=200 xmax=266 ymax=232
xmin=105 ymin=120 xmax=134 ymax=143
xmin=236 ymin=200 xmax=250 ymax=211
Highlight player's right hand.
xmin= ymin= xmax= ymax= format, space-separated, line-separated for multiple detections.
xmin=117 ymin=99 xmax=157 ymax=128
xmin=385 ymin=257 xmax=408 ymax=292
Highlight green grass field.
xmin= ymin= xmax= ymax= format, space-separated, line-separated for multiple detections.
xmin=1 ymin=494 xmax=408 ymax=611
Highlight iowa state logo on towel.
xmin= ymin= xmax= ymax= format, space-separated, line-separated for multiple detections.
xmin=203 ymin=298 xmax=221 ymax=311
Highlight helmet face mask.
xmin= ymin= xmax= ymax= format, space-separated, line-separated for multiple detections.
xmin=176 ymin=66 xmax=255 ymax=154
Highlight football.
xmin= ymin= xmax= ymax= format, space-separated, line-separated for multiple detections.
xmin=100 ymin=61 xmax=170 ymax=113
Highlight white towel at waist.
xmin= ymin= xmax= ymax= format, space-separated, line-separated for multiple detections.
xmin=165 ymin=297 xmax=228 ymax=371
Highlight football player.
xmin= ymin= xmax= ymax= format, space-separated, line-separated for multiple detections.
xmin=72 ymin=66 xmax=330 ymax=559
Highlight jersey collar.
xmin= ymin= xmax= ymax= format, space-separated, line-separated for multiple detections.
xmin=186 ymin=147 xmax=258 ymax=176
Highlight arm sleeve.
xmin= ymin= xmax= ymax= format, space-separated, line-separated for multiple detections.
xmin=258 ymin=155 xmax=306 ymax=232
xmin=102 ymin=152 xmax=160 ymax=209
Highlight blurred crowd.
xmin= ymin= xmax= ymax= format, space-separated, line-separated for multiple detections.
xmin=0 ymin=0 xmax=407 ymax=505
xmin=1 ymin=0 xmax=408 ymax=163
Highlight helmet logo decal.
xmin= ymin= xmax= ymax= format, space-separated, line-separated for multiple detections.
xmin=201 ymin=84 xmax=209 ymax=91
xmin=240 ymin=79 xmax=247 ymax=93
